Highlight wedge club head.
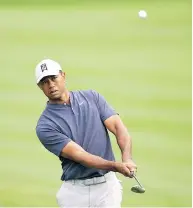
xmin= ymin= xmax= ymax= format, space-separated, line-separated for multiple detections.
xmin=131 ymin=174 xmax=145 ymax=194
xmin=131 ymin=185 xmax=145 ymax=193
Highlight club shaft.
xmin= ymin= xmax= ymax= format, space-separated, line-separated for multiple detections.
xmin=133 ymin=175 xmax=143 ymax=188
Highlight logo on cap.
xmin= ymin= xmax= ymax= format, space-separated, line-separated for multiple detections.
xmin=40 ymin=63 xmax=48 ymax=72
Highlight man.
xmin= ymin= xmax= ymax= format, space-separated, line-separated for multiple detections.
xmin=35 ymin=59 xmax=137 ymax=207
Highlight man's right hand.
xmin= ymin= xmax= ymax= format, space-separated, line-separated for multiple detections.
xmin=114 ymin=162 xmax=136 ymax=178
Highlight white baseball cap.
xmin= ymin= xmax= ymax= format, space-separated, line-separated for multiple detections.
xmin=35 ymin=59 xmax=62 ymax=84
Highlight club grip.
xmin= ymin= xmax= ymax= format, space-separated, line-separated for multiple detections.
xmin=130 ymin=171 xmax=135 ymax=177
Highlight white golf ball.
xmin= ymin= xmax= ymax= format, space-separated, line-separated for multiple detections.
xmin=138 ymin=10 xmax=147 ymax=19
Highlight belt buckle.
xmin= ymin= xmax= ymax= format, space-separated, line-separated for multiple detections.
xmin=83 ymin=178 xmax=93 ymax=186
xmin=83 ymin=176 xmax=106 ymax=186
xmin=96 ymin=176 xmax=106 ymax=184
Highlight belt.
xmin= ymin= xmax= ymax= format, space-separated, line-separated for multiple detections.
xmin=67 ymin=172 xmax=115 ymax=186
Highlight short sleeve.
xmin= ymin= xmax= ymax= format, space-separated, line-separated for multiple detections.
xmin=36 ymin=125 xmax=71 ymax=157
xmin=91 ymin=90 xmax=117 ymax=122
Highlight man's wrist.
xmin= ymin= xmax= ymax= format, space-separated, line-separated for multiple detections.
xmin=122 ymin=157 xmax=133 ymax=162
xmin=109 ymin=161 xmax=118 ymax=172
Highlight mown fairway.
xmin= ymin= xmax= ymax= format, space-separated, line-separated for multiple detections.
xmin=0 ymin=0 xmax=191 ymax=207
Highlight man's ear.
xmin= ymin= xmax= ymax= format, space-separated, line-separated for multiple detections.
xmin=60 ymin=71 xmax=66 ymax=81
xmin=61 ymin=71 xmax=65 ymax=78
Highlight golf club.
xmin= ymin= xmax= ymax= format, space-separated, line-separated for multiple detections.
xmin=131 ymin=174 xmax=145 ymax=194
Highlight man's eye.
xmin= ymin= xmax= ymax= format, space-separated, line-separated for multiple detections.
xmin=52 ymin=76 xmax=58 ymax=80
xmin=41 ymin=79 xmax=48 ymax=85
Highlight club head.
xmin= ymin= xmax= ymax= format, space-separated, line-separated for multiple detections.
xmin=131 ymin=185 xmax=145 ymax=194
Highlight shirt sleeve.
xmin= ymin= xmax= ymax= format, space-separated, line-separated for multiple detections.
xmin=91 ymin=90 xmax=117 ymax=122
xmin=36 ymin=125 xmax=71 ymax=157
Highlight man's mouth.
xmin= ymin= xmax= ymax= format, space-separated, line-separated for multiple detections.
xmin=50 ymin=90 xmax=58 ymax=94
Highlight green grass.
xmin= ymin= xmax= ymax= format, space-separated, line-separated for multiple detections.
xmin=0 ymin=0 xmax=191 ymax=207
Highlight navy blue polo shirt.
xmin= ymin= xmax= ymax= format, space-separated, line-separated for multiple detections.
xmin=36 ymin=90 xmax=116 ymax=181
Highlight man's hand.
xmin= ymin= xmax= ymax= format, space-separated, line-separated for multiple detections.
xmin=122 ymin=158 xmax=137 ymax=177
xmin=114 ymin=161 xmax=137 ymax=178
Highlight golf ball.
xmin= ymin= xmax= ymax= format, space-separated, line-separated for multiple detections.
xmin=138 ymin=10 xmax=147 ymax=19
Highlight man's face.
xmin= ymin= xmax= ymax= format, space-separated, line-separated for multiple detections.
xmin=38 ymin=71 xmax=65 ymax=100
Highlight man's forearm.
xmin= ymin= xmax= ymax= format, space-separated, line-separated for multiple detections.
xmin=104 ymin=115 xmax=133 ymax=162
xmin=72 ymin=150 xmax=117 ymax=171
xmin=60 ymin=143 xmax=132 ymax=177
xmin=60 ymin=142 xmax=117 ymax=171
xmin=115 ymin=126 xmax=132 ymax=162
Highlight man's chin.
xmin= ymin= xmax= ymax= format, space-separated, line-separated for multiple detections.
xmin=48 ymin=94 xmax=61 ymax=100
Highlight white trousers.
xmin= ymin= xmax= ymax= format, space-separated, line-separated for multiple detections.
xmin=56 ymin=172 xmax=122 ymax=208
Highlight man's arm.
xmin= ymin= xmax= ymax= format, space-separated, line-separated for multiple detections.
xmin=37 ymin=123 xmax=133 ymax=177
xmin=104 ymin=115 xmax=137 ymax=172
xmin=60 ymin=141 xmax=133 ymax=177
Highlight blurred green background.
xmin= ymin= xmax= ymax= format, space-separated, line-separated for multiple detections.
xmin=0 ymin=0 xmax=191 ymax=207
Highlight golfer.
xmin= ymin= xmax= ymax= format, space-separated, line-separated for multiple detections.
xmin=35 ymin=59 xmax=137 ymax=207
